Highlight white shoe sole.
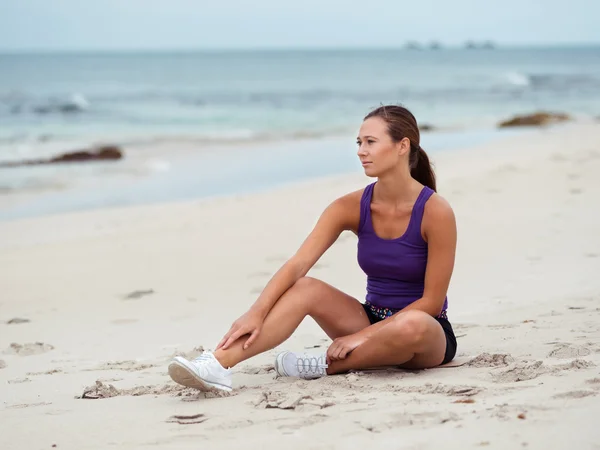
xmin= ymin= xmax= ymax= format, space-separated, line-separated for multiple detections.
xmin=168 ymin=359 xmax=232 ymax=392
xmin=274 ymin=352 xmax=289 ymax=377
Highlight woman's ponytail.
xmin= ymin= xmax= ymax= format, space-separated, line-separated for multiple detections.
xmin=410 ymin=143 xmax=436 ymax=192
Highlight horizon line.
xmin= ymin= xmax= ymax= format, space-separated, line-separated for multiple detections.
xmin=1 ymin=42 xmax=599 ymax=55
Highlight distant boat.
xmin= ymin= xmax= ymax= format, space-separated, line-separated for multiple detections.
xmin=465 ymin=40 xmax=496 ymax=50
xmin=404 ymin=41 xmax=423 ymax=50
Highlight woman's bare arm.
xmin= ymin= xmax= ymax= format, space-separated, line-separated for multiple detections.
xmin=217 ymin=190 xmax=361 ymax=350
xmin=250 ymin=191 xmax=361 ymax=318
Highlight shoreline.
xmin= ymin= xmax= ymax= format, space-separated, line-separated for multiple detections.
xmin=0 ymin=125 xmax=531 ymax=221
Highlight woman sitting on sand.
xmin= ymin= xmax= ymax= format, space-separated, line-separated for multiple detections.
xmin=168 ymin=105 xmax=458 ymax=392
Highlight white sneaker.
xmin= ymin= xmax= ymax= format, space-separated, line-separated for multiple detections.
xmin=274 ymin=351 xmax=328 ymax=379
xmin=168 ymin=351 xmax=232 ymax=392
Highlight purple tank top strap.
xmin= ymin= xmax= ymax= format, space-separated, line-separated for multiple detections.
xmin=404 ymin=186 xmax=435 ymax=244
xmin=358 ymin=182 xmax=376 ymax=234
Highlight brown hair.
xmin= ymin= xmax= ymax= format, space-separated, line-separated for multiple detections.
xmin=364 ymin=105 xmax=436 ymax=192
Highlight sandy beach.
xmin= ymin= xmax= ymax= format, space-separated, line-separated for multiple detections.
xmin=1 ymin=122 xmax=600 ymax=449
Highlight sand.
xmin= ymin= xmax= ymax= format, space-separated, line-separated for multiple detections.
xmin=1 ymin=122 xmax=600 ymax=449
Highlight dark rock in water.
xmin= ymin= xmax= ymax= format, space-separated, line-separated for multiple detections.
xmin=498 ymin=112 xmax=571 ymax=128
xmin=50 ymin=146 xmax=122 ymax=163
xmin=419 ymin=124 xmax=435 ymax=132
xmin=0 ymin=145 xmax=123 ymax=168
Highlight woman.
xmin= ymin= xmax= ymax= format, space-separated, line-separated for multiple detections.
xmin=168 ymin=105 xmax=458 ymax=393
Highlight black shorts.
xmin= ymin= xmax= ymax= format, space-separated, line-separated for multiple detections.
xmin=361 ymin=303 xmax=457 ymax=365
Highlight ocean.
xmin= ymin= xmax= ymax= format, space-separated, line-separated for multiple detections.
xmin=1 ymin=46 xmax=599 ymax=218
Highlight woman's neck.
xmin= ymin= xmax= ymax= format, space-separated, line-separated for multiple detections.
xmin=375 ymin=170 xmax=421 ymax=205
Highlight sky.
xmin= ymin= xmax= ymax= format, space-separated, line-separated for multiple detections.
xmin=0 ymin=0 xmax=599 ymax=51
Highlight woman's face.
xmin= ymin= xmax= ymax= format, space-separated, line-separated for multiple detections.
xmin=356 ymin=117 xmax=409 ymax=177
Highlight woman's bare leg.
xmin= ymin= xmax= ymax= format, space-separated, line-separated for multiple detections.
xmin=213 ymin=276 xmax=370 ymax=368
xmin=327 ymin=310 xmax=448 ymax=373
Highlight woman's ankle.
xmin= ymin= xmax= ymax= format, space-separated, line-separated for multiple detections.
xmin=213 ymin=349 xmax=237 ymax=369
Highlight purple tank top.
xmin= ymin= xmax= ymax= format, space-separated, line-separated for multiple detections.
xmin=357 ymin=182 xmax=449 ymax=312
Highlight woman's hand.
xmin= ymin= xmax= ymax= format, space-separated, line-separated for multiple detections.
xmin=326 ymin=332 xmax=367 ymax=363
xmin=216 ymin=309 xmax=265 ymax=351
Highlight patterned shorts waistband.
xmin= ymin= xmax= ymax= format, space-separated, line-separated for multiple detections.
xmin=364 ymin=301 xmax=448 ymax=320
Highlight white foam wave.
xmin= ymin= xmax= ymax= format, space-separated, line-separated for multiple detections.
xmin=144 ymin=159 xmax=171 ymax=172
xmin=504 ymin=72 xmax=531 ymax=87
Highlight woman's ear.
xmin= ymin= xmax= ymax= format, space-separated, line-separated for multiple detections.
xmin=398 ymin=137 xmax=411 ymax=157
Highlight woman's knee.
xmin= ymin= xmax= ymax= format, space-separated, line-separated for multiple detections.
xmin=389 ymin=311 xmax=431 ymax=349
xmin=287 ymin=276 xmax=325 ymax=308
xmin=292 ymin=276 xmax=323 ymax=292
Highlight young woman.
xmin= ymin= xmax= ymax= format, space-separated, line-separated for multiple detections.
xmin=168 ymin=105 xmax=458 ymax=392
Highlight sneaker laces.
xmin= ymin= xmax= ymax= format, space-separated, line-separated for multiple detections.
xmin=296 ymin=354 xmax=328 ymax=376
xmin=192 ymin=353 xmax=213 ymax=365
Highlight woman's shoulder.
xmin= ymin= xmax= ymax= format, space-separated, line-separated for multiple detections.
xmin=334 ymin=186 xmax=367 ymax=207
xmin=422 ymin=191 xmax=456 ymax=234
xmin=324 ymin=185 xmax=370 ymax=233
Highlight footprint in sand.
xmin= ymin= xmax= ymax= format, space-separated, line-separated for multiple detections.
xmin=207 ymin=419 xmax=254 ymax=431
xmin=547 ymin=343 xmax=591 ymax=359
xmin=585 ymin=378 xmax=600 ymax=387
xmin=0 ymin=359 xmax=6 ymax=369
xmin=7 ymin=402 xmax=52 ymax=409
xmin=488 ymin=324 xmax=518 ymax=330
xmin=8 ymin=377 xmax=31 ymax=384
xmin=6 ymin=317 xmax=30 ymax=325
xmin=27 ymin=369 xmax=62 ymax=376
xmin=491 ymin=361 xmax=546 ymax=383
xmin=467 ymin=353 xmax=514 ymax=368
xmin=166 ymin=413 xmax=208 ymax=425
xmin=552 ymin=390 xmax=596 ymax=399
xmin=253 ymin=391 xmax=334 ymax=410
xmin=553 ymin=359 xmax=596 ymax=371
xmin=78 ymin=380 xmax=232 ymax=400
xmin=358 ymin=411 xmax=460 ymax=432
xmin=249 ymin=286 xmax=264 ymax=295
xmin=569 ymin=188 xmax=583 ymax=195
xmin=277 ymin=414 xmax=329 ymax=432
xmin=85 ymin=360 xmax=158 ymax=372
xmin=5 ymin=342 xmax=54 ymax=356
xmin=122 ymin=289 xmax=155 ymax=300
xmin=454 ymin=323 xmax=480 ymax=330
